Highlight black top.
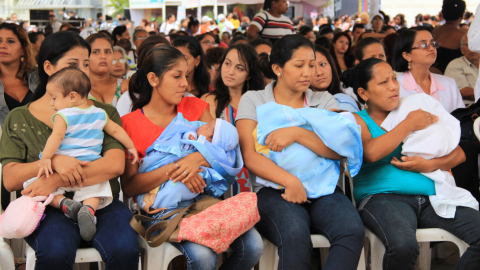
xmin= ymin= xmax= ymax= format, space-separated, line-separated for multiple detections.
xmin=4 ymin=90 xmax=33 ymax=111
xmin=435 ymin=47 xmax=463 ymax=74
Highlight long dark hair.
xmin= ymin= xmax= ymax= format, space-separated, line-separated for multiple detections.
xmin=210 ymin=43 xmax=265 ymax=118
xmin=329 ymin=32 xmax=354 ymax=75
xmin=112 ymin=25 xmax=127 ymax=45
xmin=0 ymin=23 xmax=36 ymax=84
xmin=258 ymin=34 xmax=315 ymax=80
xmin=130 ymin=45 xmax=186 ymax=111
xmin=32 ymin=31 xmax=91 ymax=101
xmin=312 ymin=45 xmax=342 ymax=95
xmin=393 ymin=28 xmax=431 ymax=72
xmin=172 ymin=36 xmax=210 ymax=97
xmin=128 ymin=35 xmax=170 ymax=104
xmin=340 ymin=58 xmax=384 ymax=104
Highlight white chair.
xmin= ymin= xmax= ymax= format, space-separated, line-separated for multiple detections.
xmin=365 ymin=224 xmax=469 ymax=270
xmin=139 ymin=236 xmax=236 ymax=270
xmin=259 ymin=236 xmax=366 ymax=270
xmin=0 ymin=164 xmax=15 ymax=270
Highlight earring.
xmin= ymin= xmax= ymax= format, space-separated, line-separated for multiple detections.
xmin=277 ymin=73 xmax=281 ymax=77
xmin=20 ymin=56 xmax=25 ymax=62
xmin=408 ymin=62 xmax=411 ymax=70
xmin=153 ymin=83 xmax=156 ymax=87
xmin=364 ymin=100 xmax=368 ymax=109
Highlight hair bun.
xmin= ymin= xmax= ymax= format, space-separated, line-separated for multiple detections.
xmin=340 ymin=67 xmax=355 ymax=89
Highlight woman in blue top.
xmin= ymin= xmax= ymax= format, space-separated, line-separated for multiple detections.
xmin=343 ymin=58 xmax=480 ymax=270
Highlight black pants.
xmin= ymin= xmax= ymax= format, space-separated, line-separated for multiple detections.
xmin=452 ymin=141 xmax=480 ymax=202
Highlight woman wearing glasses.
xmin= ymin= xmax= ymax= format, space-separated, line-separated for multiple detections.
xmin=395 ymin=28 xmax=464 ymax=113
xmin=111 ymin=46 xmax=128 ymax=79
xmin=196 ymin=33 xmax=218 ymax=54
xmin=394 ymin=28 xmax=480 ymax=210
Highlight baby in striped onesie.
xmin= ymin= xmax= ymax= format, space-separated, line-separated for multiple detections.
xmin=27 ymin=68 xmax=139 ymax=241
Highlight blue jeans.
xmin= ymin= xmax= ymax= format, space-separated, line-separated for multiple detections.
xmin=25 ymin=199 xmax=139 ymax=270
xmin=146 ymin=193 xmax=264 ymax=270
xmin=359 ymin=194 xmax=480 ymax=270
xmin=255 ymin=187 xmax=365 ymax=270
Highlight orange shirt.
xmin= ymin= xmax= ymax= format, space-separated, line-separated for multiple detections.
xmin=122 ymin=97 xmax=208 ymax=159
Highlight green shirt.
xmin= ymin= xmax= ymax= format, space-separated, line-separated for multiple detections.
xmin=0 ymin=101 xmax=125 ymax=199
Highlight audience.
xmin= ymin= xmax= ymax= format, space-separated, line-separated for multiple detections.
xmin=197 ymin=32 xmax=217 ymax=54
xmin=433 ymin=0 xmax=466 ymax=74
xmin=330 ymin=32 xmax=355 ymax=75
xmin=445 ymin=34 xmax=479 ymax=101
xmin=111 ymin=46 xmax=128 ymax=79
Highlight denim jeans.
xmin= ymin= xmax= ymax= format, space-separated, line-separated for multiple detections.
xmin=255 ymin=186 xmax=365 ymax=270
xmin=145 ymin=193 xmax=264 ymax=270
xmin=359 ymin=194 xmax=480 ymax=270
xmin=25 ymin=199 xmax=140 ymax=270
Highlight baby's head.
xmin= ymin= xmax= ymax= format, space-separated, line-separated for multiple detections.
xmin=46 ymin=67 xmax=91 ymax=111
xmin=198 ymin=119 xmax=238 ymax=150
xmin=196 ymin=119 xmax=216 ymax=142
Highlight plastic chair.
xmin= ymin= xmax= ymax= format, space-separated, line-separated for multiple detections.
xmin=365 ymin=227 xmax=468 ymax=270
xmin=259 ymin=236 xmax=366 ymax=270
xmin=0 ymin=164 xmax=15 ymax=270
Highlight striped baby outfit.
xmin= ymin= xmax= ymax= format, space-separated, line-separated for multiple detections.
xmin=52 ymin=106 xmax=107 ymax=162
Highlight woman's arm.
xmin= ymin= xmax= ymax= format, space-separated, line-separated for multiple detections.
xmin=354 ymin=109 xmax=438 ymax=163
xmin=120 ymin=79 xmax=129 ymax=94
xmin=265 ymin=127 xmax=342 ymax=160
xmin=200 ymin=93 xmax=217 ymax=118
xmin=237 ymin=119 xmax=307 ymax=204
xmin=391 ymin=145 xmax=465 ymax=173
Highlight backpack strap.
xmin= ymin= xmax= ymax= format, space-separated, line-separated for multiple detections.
xmin=258 ymin=11 xmax=269 ymax=37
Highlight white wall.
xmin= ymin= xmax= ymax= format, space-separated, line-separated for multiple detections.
xmin=381 ymin=0 xmax=479 ymax=26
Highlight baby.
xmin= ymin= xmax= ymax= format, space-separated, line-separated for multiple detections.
xmin=26 ymin=67 xmax=139 ymax=241
xmin=181 ymin=119 xmax=216 ymax=150
xmin=138 ymin=115 xmax=241 ymax=213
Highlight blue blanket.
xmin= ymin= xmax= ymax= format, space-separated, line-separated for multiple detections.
xmin=136 ymin=113 xmax=243 ymax=212
xmin=256 ymin=102 xmax=363 ymax=198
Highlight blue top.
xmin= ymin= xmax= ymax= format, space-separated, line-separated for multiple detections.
xmin=353 ymin=110 xmax=436 ymax=204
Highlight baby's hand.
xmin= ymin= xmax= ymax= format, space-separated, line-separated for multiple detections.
xmin=37 ymin=159 xmax=53 ymax=178
xmin=128 ymin=148 xmax=139 ymax=164
xmin=188 ymin=134 xmax=196 ymax=140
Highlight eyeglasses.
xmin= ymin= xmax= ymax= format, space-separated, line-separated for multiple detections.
xmin=135 ymin=36 xmax=147 ymax=40
xmin=112 ymin=58 xmax=126 ymax=64
xmin=372 ymin=19 xmax=383 ymax=22
xmin=201 ymin=41 xmax=218 ymax=47
xmin=411 ymin=41 xmax=440 ymax=50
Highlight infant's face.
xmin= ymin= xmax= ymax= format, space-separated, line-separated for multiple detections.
xmin=197 ymin=120 xmax=216 ymax=142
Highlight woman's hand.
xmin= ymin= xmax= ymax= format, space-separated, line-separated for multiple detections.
xmin=22 ymin=174 xmax=62 ymax=197
xmin=165 ymin=153 xmax=207 ymax=193
xmin=391 ymin=156 xmax=434 ymax=173
xmin=51 ymin=155 xmax=89 ymax=188
xmin=405 ymin=109 xmax=439 ymax=131
xmin=282 ymin=177 xmax=307 ymax=204
xmin=265 ymin=127 xmax=300 ymax=152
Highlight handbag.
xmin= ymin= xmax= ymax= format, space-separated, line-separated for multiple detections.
xmin=130 ymin=193 xmax=260 ymax=253
xmin=451 ymin=100 xmax=480 ymax=142
xmin=0 ymin=194 xmax=54 ymax=239
xmin=130 ymin=196 xmax=221 ymax=247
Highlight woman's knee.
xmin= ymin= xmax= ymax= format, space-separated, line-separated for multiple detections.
xmin=177 ymin=242 xmax=217 ymax=270
xmin=240 ymin=228 xmax=264 ymax=260
xmin=387 ymin=236 xmax=420 ymax=262
xmin=33 ymin=245 xmax=76 ymax=269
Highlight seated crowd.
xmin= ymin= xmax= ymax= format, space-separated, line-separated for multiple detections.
xmin=1 ymin=0 xmax=480 ymax=269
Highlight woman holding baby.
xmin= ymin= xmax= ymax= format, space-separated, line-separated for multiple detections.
xmin=120 ymin=44 xmax=263 ymax=270
xmin=344 ymin=54 xmax=480 ymax=269
xmin=236 ymin=35 xmax=366 ymax=270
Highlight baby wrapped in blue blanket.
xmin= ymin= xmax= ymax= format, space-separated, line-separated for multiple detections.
xmin=137 ymin=113 xmax=243 ymax=213
xmin=255 ymin=102 xmax=363 ymax=198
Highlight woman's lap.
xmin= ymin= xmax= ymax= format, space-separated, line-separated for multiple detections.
xmin=360 ymin=193 xmax=480 ymax=270
xmin=26 ymin=199 xmax=139 ymax=270
xmin=255 ymin=186 xmax=364 ymax=270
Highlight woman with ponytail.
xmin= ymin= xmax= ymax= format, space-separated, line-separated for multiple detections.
xmin=121 ymin=44 xmax=263 ymax=270
xmin=236 ymin=35 xmax=365 ymax=270
xmin=1 ymin=31 xmax=139 ymax=269
xmin=346 ymin=57 xmax=480 ymax=270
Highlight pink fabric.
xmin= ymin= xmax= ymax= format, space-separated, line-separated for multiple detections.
xmin=177 ymin=192 xmax=260 ymax=254
xmin=0 ymin=194 xmax=53 ymax=239
xmin=402 ymin=71 xmax=446 ymax=102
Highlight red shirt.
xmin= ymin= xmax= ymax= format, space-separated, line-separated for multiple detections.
xmin=122 ymin=97 xmax=208 ymax=159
